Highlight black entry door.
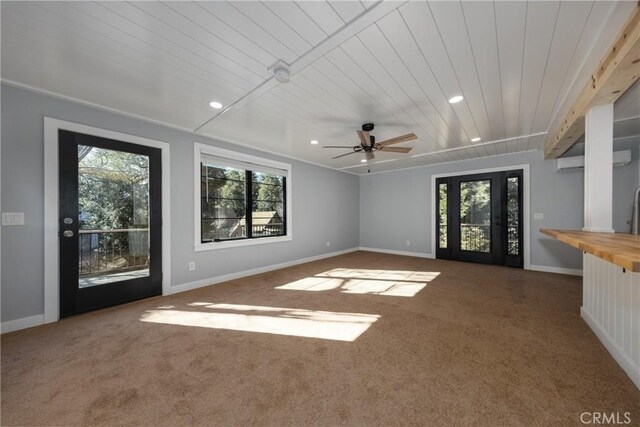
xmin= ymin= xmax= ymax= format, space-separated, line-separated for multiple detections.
xmin=436 ymin=170 xmax=523 ymax=268
xmin=59 ymin=130 xmax=162 ymax=317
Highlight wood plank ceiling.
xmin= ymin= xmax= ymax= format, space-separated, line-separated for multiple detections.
xmin=2 ymin=1 xmax=637 ymax=174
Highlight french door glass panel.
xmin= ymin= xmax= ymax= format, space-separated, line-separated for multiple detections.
xmin=459 ymin=180 xmax=491 ymax=253
xmin=200 ymin=165 xmax=248 ymax=242
xmin=438 ymin=182 xmax=448 ymax=249
xmin=78 ymin=146 xmax=150 ymax=288
xmin=507 ymin=177 xmax=520 ymax=255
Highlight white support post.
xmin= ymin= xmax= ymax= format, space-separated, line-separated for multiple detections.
xmin=583 ymin=103 xmax=614 ymax=233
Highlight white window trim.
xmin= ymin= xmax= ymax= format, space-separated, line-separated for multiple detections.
xmin=194 ymin=142 xmax=292 ymax=251
xmin=430 ymin=164 xmax=531 ymax=270
xmin=43 ymin=118 xmax=172 ymax=324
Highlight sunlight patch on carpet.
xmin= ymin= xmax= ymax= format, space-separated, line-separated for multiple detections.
xmin=140 ymin=304 xmax=380 ymax=341
xmin=275 ymin=268 xmax=440 ymax=297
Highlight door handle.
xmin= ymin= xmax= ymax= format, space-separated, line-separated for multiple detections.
xmin=62 ymin=230 xmax=74 ymax=238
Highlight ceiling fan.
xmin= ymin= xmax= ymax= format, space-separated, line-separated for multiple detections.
xmin=323 ymin=123 xmax=416 ymax=163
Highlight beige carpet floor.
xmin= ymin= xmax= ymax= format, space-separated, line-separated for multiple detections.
xmin=2 ymin=251 xmax=639 ymax=426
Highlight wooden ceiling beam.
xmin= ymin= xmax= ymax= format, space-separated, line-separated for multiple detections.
xmin=544 ymin=2 xmax=640 ymax=159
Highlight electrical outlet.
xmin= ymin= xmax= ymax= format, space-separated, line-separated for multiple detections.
xmin=2 ymin=212 xmax=24 ymax=226
xmin=406 ymin=240 xmax=411 ymax=246
xmin=326 ymin=241 xmax=331 ymax=247
xmin=188 ymin=261 xmax=196 ymax=271
xmin=534 ymin=213 xmax=544 ymax=221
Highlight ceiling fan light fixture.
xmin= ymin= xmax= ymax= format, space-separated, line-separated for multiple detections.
xmin=209 ymin=101 xmax=223 ymax=109
xmin=448 ymin=95 xmax=464 ymax=104
xmin=471 ymin=137 xmax=481 ymax=142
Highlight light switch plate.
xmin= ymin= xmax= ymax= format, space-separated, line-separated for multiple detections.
xmin=533 ymin=213 xmax=544 ymax=221
xmin=2 ymin=212 xmax=24 ymax=226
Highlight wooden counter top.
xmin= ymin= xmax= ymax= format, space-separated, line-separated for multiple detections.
xmin=541 ymin=229 xmax=640 ymax=272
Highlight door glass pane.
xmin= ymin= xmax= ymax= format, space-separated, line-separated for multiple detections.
xmin=438 ymin=183 xmax=448 ymax=249
xmin=459 ymin=180 xmax=491 ymax=252
xmin=252 ymin=172 xmax=285 ymax=237
xmin=78 ymin=146 xmax=150 ymax=288
xmin=507 ymin=177 xmax=519 ymax=255
xmin=201 ymin=165 xmax=247 ymax=242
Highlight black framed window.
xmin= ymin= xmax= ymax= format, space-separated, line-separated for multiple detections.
xmin=200 ymin=155 xmax=287 ymax=243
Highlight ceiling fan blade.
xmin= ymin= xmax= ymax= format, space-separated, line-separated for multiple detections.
xmin=366 ymin=151 xmax=375 ymax=161
xmin=323 ymin=145 xmax=357 ymax=148
xmin=379 ymin=146 xmax=412 ymax=153
xmin=332 ymin=151 xmax=357 ymax=159
xmin=377 ymin=133 xmax=417 ymax=147
xmin=357 ymin=130 xmax=371 ymax=146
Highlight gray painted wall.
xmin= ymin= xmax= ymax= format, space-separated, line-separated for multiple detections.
xmin=1 ymin=85 xmax=360 ymax=322
xmin=360 ymin=146 xmax=639 ymax=270
xmin=611 ymin=138 xmax=640 ymax=233
xmin=2 ymin=83 xmax=637 ymax=324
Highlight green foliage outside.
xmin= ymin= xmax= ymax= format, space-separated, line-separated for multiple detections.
xmin=201 ymin=165 xmax=284 ymax=240
xmin=78 ymin=146 xmax=149 ymax=230
xmin=507 ymin=178 xmax=519 ymax=255
xmin=459 ymin=180 xmax=491 ymax=252
xmin=438 ymin=183 xmax=448 ymax=249
xmin=77 ymin=146 xmax=150 ymax=274
xmin=254 ymin=172 xmax=284 ymax=216
xmin=438 ymin=178 xmax=520 ymax=254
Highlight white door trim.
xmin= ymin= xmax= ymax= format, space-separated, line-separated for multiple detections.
xmin=43 ymin=118 xmax=171 ymax=324
xmin=430 ymin=164 xmax=531 ymax=270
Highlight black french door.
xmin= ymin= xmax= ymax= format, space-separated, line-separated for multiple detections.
xmin=59 ymin=130 xmax=162 ymax=317
xmin=436 ymin=170 xmax=523 ymax=268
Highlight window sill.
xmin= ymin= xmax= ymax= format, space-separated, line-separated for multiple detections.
xmin=194 ymin=235 xmax=292 ymax=251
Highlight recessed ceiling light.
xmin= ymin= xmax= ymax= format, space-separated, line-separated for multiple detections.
xmin=448 ymin=95 xmax=464 ymax=104
xmin=361 ymin=159 xmax=367 ymax=163
xmin=471 ymin=137 xmax=481 ymax=142
xmin=310 ymin=140 xmax=319 ymax=145
xmin=209 ymin=101 xmax=223 ymax=109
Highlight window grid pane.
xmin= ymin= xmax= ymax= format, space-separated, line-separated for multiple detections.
xmin=251 ymin=171 xmax=285 ymax=238
xmin=200 ymin=160 xmax=287 ymax=243
xmin=201 ymin=165 xmax=247 ymax=242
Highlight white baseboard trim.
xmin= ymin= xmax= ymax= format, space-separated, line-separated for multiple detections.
xmin=167 ymin=247 xmax=359 ymax=295
xmin=356 ymin=250 xmax=581 ymax=276
xmin=1 ymin=314 xmax=45 ymax=334
xmin=527 ymin=264 xmax=583 ymax=276
xmin=581 ymin=307 xmax=640 ymax=390
xmin=358 ymin=247 xmax=435 ymax=259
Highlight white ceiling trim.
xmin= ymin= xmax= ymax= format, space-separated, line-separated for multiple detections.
xmin=615 ymin=115 xmax=640 ymax=123
xmin=194 ymin=0 xmax=407 ymax=132
xmin=0 ymin=78 xmax=358 ymax=176
xmin=358 ymin=150 xmax=540 ymax=177
xmin=338 ymin=130 xmax=547 ymax=170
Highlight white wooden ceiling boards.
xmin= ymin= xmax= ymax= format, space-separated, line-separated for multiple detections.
xmin=2 ymin=1 xmax=638 ymax=175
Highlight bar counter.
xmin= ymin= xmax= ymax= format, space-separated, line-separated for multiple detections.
xmin=540 ymin=229 xmax=640 ymax=272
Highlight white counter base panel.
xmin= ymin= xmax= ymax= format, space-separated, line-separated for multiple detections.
xmin=582 ymin=253 xmax=640 ymax=390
